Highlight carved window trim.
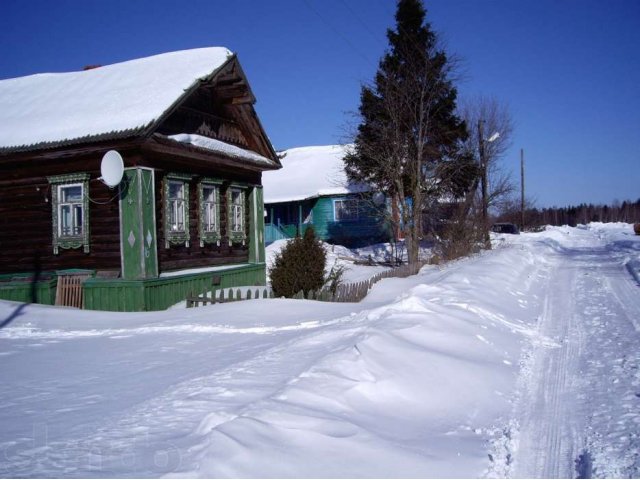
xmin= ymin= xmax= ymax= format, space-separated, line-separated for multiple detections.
xmin=227 ymin=184 xmax=247 ymax=246
xmin=198 ymin=178 xmax=222 ymax=247
xmin=47 ymin=173 xmax=90 ymax=255
xmin=163 ymin=173 xmax=192 ymax=249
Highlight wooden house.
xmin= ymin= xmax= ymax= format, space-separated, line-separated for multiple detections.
xmin=262 ymin=145 xmax=390 ymax=247
xmin=0 ymin=47 xmax=280 ymax=311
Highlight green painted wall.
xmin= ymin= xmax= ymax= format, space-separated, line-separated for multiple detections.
xmin=0 ymin=263 xmax=265 ymax=311
xmin=268 ymin=196 xmax=391 ymax=247
xmin=321 ymin=196 xmax=391 ymax=246
xmin=248 ymin=186 xmax=265 ymax=264
xmin=311 ymin=197 xmax=334 ymax=238
xmin=120 ymin=168 xmax=159 ymax=280
xmin=84 ymin=263 xmax=266 ymax=311
xmin=0 ymin=274 xmax=57 ymax=305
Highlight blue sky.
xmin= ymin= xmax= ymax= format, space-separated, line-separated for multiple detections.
xmin=1 ymin=0 xmax=638 ymax=207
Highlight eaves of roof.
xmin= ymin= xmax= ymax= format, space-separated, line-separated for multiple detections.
xmin=147 ymin=134 xmax=281 ymax=172
xmin=0 ymin=127 xmax=145 ymax=155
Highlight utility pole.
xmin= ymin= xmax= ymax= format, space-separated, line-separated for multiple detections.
xmin=520 ymin=148 xmax=525 ymax=230
xmin=478 ymin=120 xmax=490 ymax=249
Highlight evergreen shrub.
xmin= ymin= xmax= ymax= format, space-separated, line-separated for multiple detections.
xmin=270 ymin=227 xmax=326 ymax=298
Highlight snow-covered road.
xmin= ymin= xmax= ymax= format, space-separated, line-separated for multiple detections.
xmin=0 ymin=223 xmax=638 ymax=478
xmin=506 ymin=227 xmax=640 ymax=478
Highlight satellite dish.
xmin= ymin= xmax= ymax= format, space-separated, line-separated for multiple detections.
xmin=100 ymin=150 xmax=124 ymax=188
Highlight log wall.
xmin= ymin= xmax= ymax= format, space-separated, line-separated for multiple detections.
xmin=0 ymin=151 xmax=123 ymax=274
xmin=0 ymin=142 xmax=264 ymax=276
xmin=137 ymin=151 xmax=260 ymax=273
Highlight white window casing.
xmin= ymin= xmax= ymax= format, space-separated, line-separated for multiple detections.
xmin=163 ymin=174 xmax=192 ymax=248
xmin=227 ymin=185 xmax=247 ymax=245
xmin=198 ymin=179 xmax=222 ymax=247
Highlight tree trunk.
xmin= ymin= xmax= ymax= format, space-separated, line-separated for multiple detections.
xmin=408 ymin=183 xmax=422 ymax=265
xmin=391 ymin=192 xmax=401 ymax=242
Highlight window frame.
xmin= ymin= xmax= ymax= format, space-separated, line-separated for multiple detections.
xmin=47 ymin=173 xmax=90 ymax=254
xmin=198 ymin=179 xmax=222 ymax=247
xmin=227 ymin=184 xmax=247 ymax=245
xmin=333 ymin=197 xmax=360 ymax=222
xmin=58 ymin=184 xmax=84 ymax=237
xmin=163 ymin=174 xmax=192 ymax=248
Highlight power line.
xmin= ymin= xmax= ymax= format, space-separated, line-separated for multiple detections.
xmin=338 ymin=0 xmax=382 ymax=43
xmin=302 ymin=0 xmax=377 ymax=68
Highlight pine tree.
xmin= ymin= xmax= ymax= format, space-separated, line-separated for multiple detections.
xmin=345 ymin=0 xmax=472 ymax=263
xmin=269 ymin=227 xmax=326 ymax=298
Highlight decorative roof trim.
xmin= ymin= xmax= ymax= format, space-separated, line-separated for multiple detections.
xmin=140 ymin=55 xmax=236 ymax=141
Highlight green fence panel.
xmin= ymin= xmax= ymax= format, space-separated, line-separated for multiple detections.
xmin=83 ymin=263 xmax=266 ymax=311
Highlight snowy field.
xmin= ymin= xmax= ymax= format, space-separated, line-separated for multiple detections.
xmin=0 ymin=223 xmax=638 ymax=478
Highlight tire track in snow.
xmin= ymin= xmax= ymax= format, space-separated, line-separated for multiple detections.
xmin=0 ymin=312 xmax=377 ymax=478
xmin=577 ymin=258 xmax=640 ymax=478
xmin=512 ymin=257 xmax=584 ymax=478
xmin=511 ymin=239 xmax=640 ymax=478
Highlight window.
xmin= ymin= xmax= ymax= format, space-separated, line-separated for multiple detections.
xmin=231 ymin=189 xmax=244 ymax=232
xmin=163 ymin=174 xmax=191 ymax=248
xmin=203 ymin=186 xmax=218 ymax=232
xmin=227 ymin=186 xmax=247 ymax=245
xmin=59 ymin=184 xmax=84 ymax=236
xmin=168 ymin=181 xmax=186 ymax=232
xmin=198 ymin=180 xmax=222 ymax=247
xmin=334 ymin=198 xmax=360 ymax=221
xmin=47 ymin=173 xmax=90 ymax=254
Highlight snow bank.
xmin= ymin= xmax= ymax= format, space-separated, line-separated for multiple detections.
xmin=265 ymin=238 xmax=391 ymax=285
xmin=1 ymin=224 xmax=638 ymax=477
xmin=265 ymin=238 xmax=432 ymax=285
xmin=179 ymin=241 xmax=545 ymax=478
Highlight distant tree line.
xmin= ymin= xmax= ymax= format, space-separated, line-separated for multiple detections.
xmin=497 ymin=199 xmax=640 ymax=228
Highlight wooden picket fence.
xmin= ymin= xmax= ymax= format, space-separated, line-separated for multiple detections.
xmin=298 ymin=261 xmax=428 ymax=303
xmin=186 ymin=261 xmax=427 ymax=308
xmin=186 ymin=286 xmax=274 ymax=308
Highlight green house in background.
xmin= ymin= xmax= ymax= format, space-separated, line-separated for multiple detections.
xmin=262 ymin=145 xmax=390 ymax=248
xmin=0 ymin=47 xmax=280 ymax=311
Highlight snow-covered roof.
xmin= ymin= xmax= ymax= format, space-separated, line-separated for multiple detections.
xmin=168 ymin=134 xmax=276 ymax=166
xmin=0 ymin=47 xmax=233 ymax=152
xmin=262 ymin=145 xmax=369 ymax=204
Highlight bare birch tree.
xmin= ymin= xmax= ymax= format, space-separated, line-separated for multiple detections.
xmin=460 ymin=96 xmax=515 ymax=246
